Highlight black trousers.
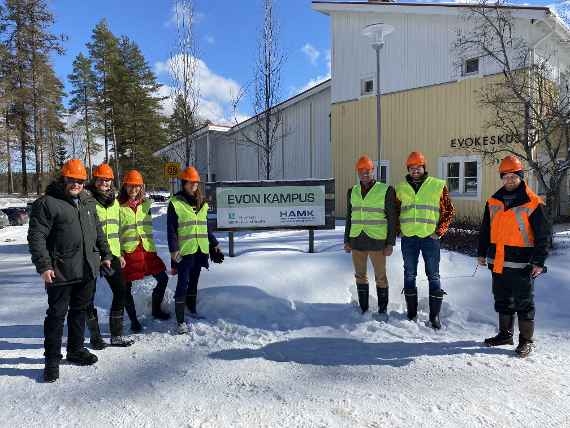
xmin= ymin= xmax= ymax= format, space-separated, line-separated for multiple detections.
xmin=44 ymin=279 xmax=95 ymax=360
xmin=86 ymin=256 xmax=127 ymax=319
xmin=492 ymin=267 xmax=535 ymax=320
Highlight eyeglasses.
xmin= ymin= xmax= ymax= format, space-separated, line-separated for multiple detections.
xmin=408 ymin=167 xmax=424 ymax=172
xmin=64 ymin=178 xmax=85 ymax=185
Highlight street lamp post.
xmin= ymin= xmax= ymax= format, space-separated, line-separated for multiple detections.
xmin=362 ymin=23 xmax=394 ymax=181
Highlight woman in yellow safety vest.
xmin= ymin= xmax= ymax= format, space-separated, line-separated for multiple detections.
xmin=167 ymin=166 xmax=224 ymax=334
xmin=119 ymin=170 xmax=171 ymax=332
xmin=85 ymin=164 xmax=134 ymax=348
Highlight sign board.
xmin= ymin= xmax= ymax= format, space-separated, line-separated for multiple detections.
xmin=205 ymin=179 xmax=335 ymax=232
xmin=164 ymin=162 xmax=180 ymax=178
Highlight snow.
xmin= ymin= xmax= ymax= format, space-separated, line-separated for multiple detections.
xmin=0 ymin=195 xmax=35 ymax=209
xmin=1 ymin=206 xmax=569 ymax=427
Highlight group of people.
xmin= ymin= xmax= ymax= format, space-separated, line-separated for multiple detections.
xmin=28 ymin=160 xmax=222 ymax=383
xmin=27 ymin=149 xmax=549 ymax=384
xmin=344 ymin=152 xmax=548 ymax=357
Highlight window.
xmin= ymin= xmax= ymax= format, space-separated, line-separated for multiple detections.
xmin=361 ymin=78 xmax=374 ymax=96
xmin=464 ymin=58 xmax=479 ymax=76
xmin=439 ymin=156 xmax=482 ymax=199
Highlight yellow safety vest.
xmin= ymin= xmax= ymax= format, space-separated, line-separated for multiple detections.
xmin=349 ymin=181 xmax=389 ymax=240
xmin=170 ymin=196 xmax=210 ymax=256
xmin=119 ymin=200 xmax=157 ymax=253
xmin=95 ymin=199 xmax=121 ymax=258
xmin=396 ymin=176 xmax=445 ymax=238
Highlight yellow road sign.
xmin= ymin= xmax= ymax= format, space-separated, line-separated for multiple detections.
xmin=164 ymin=162 xmax=180 ymax=178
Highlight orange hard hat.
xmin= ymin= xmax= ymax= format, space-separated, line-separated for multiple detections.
xmin=122 ymin=170 xmax=144 ymax=186
xmin=499 ymin=155 xmax=523 ymax=174
xmin=355 ymin=155 xmax=374 ymax=171
xmin=61 ymin=159 xmax=88 ymax=180
xmin=93 ymin=163 xmax=114 ymax=180
xmin=406 ymin=151 xmax=426 ymax=168
xmin=179 ymin=166 xmax=201 ymax=182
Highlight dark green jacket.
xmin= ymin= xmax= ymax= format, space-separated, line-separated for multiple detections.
xmin=28 ymin=180 xmax=112 ymax=285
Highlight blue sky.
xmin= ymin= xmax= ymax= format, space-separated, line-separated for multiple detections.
xmin=50 ymin=0 xmax=332 ymax=124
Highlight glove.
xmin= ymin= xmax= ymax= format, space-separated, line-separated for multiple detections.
xmin=170 ymin=259 xmax=178 ymax=276
xmin=209 ymin=247 xmax=225 ymax=264
xmin=100 ymin=263 xmax=115 ymax=278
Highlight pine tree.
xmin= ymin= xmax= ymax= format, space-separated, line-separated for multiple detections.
xmin=68 ymin=53 xmax=98 ymax=176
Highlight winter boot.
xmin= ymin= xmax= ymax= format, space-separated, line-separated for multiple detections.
xmin=484 ymin=314 xmax=515 ymax=347
xmin=376 ymin=287 xmax=389 ymax=321
xmin=66 ymin=348 xmax=98 ymax=366
xmin=356 ymin=283 xmax=369 ymax=313
xmin=515 ymin=319 xmax=535 ymax=358
xmin=429 ymin=289 xmax=446 ymax=330
xmin=177 ymin=322 xmax=190 ymax=335
xmin=152 ymin=284 xmax=171 ymax=321
xmin=109 ymin=311 xmax=134 ymax=347
xmin=403 ymin=288 xmax=418 ymax=321
xmin=124 ymin=292 xmax=143 ymax=333
xmin=43 ymin=357 xmax=61 ymax=383
xmin=86 ymin=309 xmax=107 ymax=350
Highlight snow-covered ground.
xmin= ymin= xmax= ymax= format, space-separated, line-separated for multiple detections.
xmin=1 ymin=204 xmax=569 ymax=427
xmin=0 ymin=194 xmax=35 ymax=209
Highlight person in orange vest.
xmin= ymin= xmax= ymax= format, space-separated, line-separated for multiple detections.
xmin=396 ymin=152 xmax=455 ymax=329
xmin=344 ymin=155 xmax=397 ymax=319
xmin=118 ymin=170 xmax=171 ymax=332
xmin=477 ymin=155 xmax=549 ymax=358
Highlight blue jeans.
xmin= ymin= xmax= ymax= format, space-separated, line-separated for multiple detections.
xmin=401 ymin=236 xmax=441 ymax=292
xmin=174 ymin=255 xmax=202 ymax=301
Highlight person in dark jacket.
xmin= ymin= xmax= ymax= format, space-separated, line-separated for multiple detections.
xmin=167 ymin=166 xmax=223 ymax=334
xmin=28 ymin=159 xmax=113 ymax=383
xmin=85 ymin=163 xmax=134 ymax=348
xmin=344 ymin=155 xmax=397 ymax=320
xmin=478 ymin=155 xmax=549 ymax=358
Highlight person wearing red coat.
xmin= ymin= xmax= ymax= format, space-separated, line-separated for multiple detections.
xmin=119 ymin=170 xmax=171 ymax=332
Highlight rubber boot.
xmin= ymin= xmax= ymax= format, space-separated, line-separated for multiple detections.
xmin=376 ymin=287 xmax=389 ymax=321
xmin=403 ymin=288 xmax=418 ymax=321
xmin=357 ymin=283 xmax=369 ymax=313
xmin=484 ymin=314 xmax=514 ymax=347
xmin=109 ymin=311 xmax=134 ymax=347
xmin=86 ymin=309 xmax=107 ymax=350
xmin=152 ymin=281 xmax=171 ymax=320
xmin=429 ymin=289 xmax=446 ymax=330
xmin=124 ymin=293 xmax=142 ymax=333
xmin=66 ymin=348 xmax=98 ymax=366
xmin=515 ymin=319 xmax=535 ymax=358
xmin=43 ymin=357 xmax=61 ymax=383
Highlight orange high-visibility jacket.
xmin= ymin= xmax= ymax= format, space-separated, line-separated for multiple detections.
xmin=487 ymin=186 xmax=542 ymax=274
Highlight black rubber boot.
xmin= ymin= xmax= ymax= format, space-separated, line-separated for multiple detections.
xmin=86 ymin=309 xmax=107 ymax=350
xmin=429 ymin=289 xmax=446 ymax=330
xmin=66 ymin=348 xmax=98 ymax=366
xmin=186 ymin=294 xmax=197 ymax=315
xmin=124 ymin=291 xmax=143 ymax=333
xmin=152 ymin=283 xmax=171 ymax=320
xmin=357 ymin=283 xmax=369 ymax=313
xmin=175 ymin=300 xmax=186 ymax=325
xmin=403 ymin=288 xmax=418 ymax=321
xmin=109 ymin=311 xmax=134 ymax=347
xmin=484 ymin=314 xmax=515 ymax=347
xmin=43 ymin=357 xmax=61 ymax=383
xmin=377 ymin=287 xmax=389 ymax=315
xmin=515 ymin=319 xmax=535 ymax=358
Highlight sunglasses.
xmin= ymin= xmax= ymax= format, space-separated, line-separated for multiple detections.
xmin=65 ymin=178 xmax=85 ymax=185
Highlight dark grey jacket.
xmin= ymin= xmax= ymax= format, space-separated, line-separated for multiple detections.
xmin=28 ymin=180 xmax=112 ymax=286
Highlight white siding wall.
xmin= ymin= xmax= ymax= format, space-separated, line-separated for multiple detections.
xmin=330 ymin=11 xmax=554 ymax=104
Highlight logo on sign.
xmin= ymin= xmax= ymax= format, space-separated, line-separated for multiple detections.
xmin=280 ymin=210 xmax=314 ymax=218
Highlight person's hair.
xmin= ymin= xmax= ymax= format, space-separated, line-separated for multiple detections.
xmin=118 ymin=184 xmax=145 ymax=204
xmin=182 ymin=180 xmax=205 ymax=208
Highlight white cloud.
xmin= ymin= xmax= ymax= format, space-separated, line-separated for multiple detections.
xmin=301 ymin=43 xmax=320 ymax=65
xmin=155 ymin=55 xmax=246 ymax=124
xmin=291 ymin=48 xmax=332 ymax=95
xmin=205 ymin=35 xmax=215 ymax=45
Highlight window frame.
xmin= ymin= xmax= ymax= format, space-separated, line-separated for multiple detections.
xmin=438 ymin=155 xmax=482 ymax=201
xmin=463 ymin=57 xmax=480 ymax=77
xmin=360 ymin=75 xmax=375 ymax=97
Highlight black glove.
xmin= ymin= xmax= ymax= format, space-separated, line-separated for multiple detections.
xmin=209 ymin=247 xmax=224 ymax=264
xmin=100 ymin=263 xmax=115 ymax=278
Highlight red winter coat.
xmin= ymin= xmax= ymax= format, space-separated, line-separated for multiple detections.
xmin=120 ymin=198 xmax=166 ymax=282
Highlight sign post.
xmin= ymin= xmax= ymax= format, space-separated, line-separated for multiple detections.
xmin=164 ymin=162 xmax=180 ymax=196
